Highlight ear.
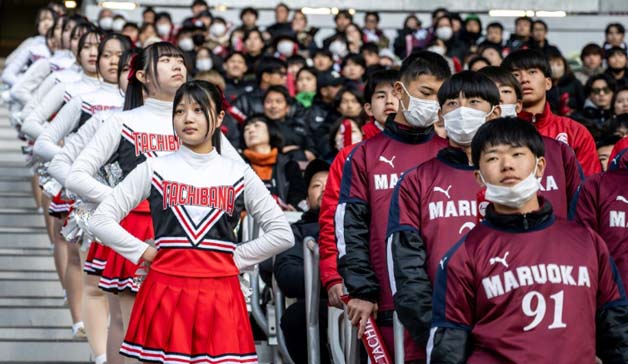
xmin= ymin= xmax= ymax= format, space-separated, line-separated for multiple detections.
xmin=544 ymin=76 xmax=552 ymax=91
xmin=474 ymin=170 xmax=486 ymax=187
xmin=535 ymin=156 xmax=547 ymax=179
xmin=515 ymin=100 xmax=523 ymax=114
xmin=364 ymin=102 xmax=373 ymax=117
xmin=215 ymin=110 xmax=225 ymax=129
xmin=393 ymin=81 xmax=404 ymax=100
xmin=487 ymin=105 xmax=501 ymax=120
xmin=136 ymin=69 xmax=147 ymax=85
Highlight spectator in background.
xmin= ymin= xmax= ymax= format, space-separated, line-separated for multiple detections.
xmin=97 ymin=8 xmax=114 ymax=30
xmin=572 ymin=74 xmax=616 ymax=139
xmin=239 ymin=7 xmax=258 ymax=31
xmin=241 ymin=115 xmax=306 ymax=210
xmin=295 ymin=67 xmax=317 ymax=108
xmin=574 ymin=43 xmax=605 ymax=85
xmin=190 ymin=0 xmax=209 ymax=18
xmin=597 ymin=134 xmax=623 ymax=171
xmin=306 ymin=70 xmax=343 ymax=157
xmin=141 ymin=6 xmax=155 ymax=25
xmin=155 ymin=12 xmax=175 ymax=43
xmin=609 ymin=113 xmax=628 ymax=137
xmin=267 ymin=3 xmax=292 ymax=39
xmin=506 ymin=16 xmax=532 ymax=51
xmin=291 ymin=10 xmax=317 ymax=52
xmin=362 ymin=11 xmax=389 ymax=50
xmin=480 ymin=44 xmax=503 ymax=66
xmin=548 ymin=50 xmax=585 ymax=116
xmin=360 ymin=42 xmax=381 ymax=69
xmin=192 ymin=46 xmax=219 ymax=75
xmin=328 ymin=117 xmax=364 ymax=158
xmin=323 ymin=9 xmax=353 ymax=48
xmin=344 ymin=23 xmax=364 ymax=54
xmin=341 ymin=53 xmax=366 ymax=90
xmin=431 ymin=15 xmax=466 ymax=65
xmin=138 ymin=23 xmax=158 ymax=46
xmin=122 ymin=22 xmax=140 ymax=44
xmin=604 ymin=23 xmax=626 ymax=50
xmin=613 ymin=86 xmax=628 ymax=117
xmin=243 ymin=28 xmax=266 ymax=76
xmin=274 ymin=159 xmax=331 ymax=364
xmin=207 ymin=17 xmax=230 ymax=57
xmin=531 ymin=20 xmax=561 ymax=57
xmin=605 ymin=46 xmax=628 ymax=89
xmin=223 ymin=51 xmax=253 ymax=102
xmin=234 ymin=57 xmax=288 ymax=117
xmin=312 ymin=49 xmax=334 ymax=73
xmin=468 ymin=56 xmax=490 ymax=71
xmin=479 ymin=22 xmax=505 ymax=53
xmin=393 ymin=14 xmax=421 ymax=59
xmin=462 ymin=14 xmax=482 ymax=54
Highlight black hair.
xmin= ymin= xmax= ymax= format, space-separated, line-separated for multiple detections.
xmin=77 ymin=29 xmax=103 ymax=66
xmin=471 ymin=117 xmax=545 ymax=167
xmin=118 ymin=48 xmax=141 ymax=87
xmin=609 ymin=113 xmax=628 ymax=133
xmin=313 ymin=48 xmax=333 ymax=59
xmin=191 ymin=0 xmax=208 ymax=8
xmin=243 ymin=28 xmax=264 ymax=43
xmin=360 ymin=42 xmax=379 ymax=55
xmin=515 ymin=16 xmax=532 ymax=26
xmin=597 ymin=134 xmax=622 ymax=149
xmin=35 ymin=7 xmax=57 ymax=35
xmin=173 ymin=80 xmax=223 ymax=152
xmin=334 ymin=86 xmax=364 ymax=111
xmin=431 ymin=8 xmax=448 ymax=20
xmin=532 ymin=20 xmax=548 ymax=32
xmin=123 ymin=22 xmax=140 ymax=31
xmin=240 ymin=7 xmax=258 ymax=19
xmin=611 ymin=86 xmax=628 ymax=117
xmin=125 ymin=42 xmax=188 ymax=110
xmin=400 ymin=49 xmax=452 ymax=82
xmin=606 ymin=46 xmax=627 ymax=60
xmin=606 ymin=23 xmax=626 ymax=35
xmin=276 ymin=3 xmax=289 ymax=11
xmin=364 ymin=69 xmax=399 ymax=102
xmin=365 ymin=11 xmax=380 ymax=23
xmin=478 ymin=66 xmax=523 ymax=100
xmin=342 ymin=53 xmax=366 ymax=70
xmin=328 ymin=116 xmax=363 ymax=152
xmin=464 ymin=15 xmax=482 ymax=30
xmin=404 ymin=14 xmax=420 ymax=28
xmin=584 ymin=73 xmax=616 ymax=96
xmin=263 ymin=85 xmax=291 ymax=104
xmin=468 ymin=56 xmax=490 ymax=71
xmin=296 ymin=66 xmax=318 ymax=88
xmin=580 ymin=43 xmax=604 ymax=62
xmin=487 ymin=22 xmax=504 ymax=32
xmin=287 ymin=54 xmax=306 ymax=67
xmin=437 ymin=70 xmax=500 ymax=107
xmin=502 ymin=49 xmax=552 ymax=78
xmin=143 ymin=6 xmax=156 ymax=16
xmin=335 ymin=9 xmax=353 ymax=22
xmin=224 ymin=51 xmax=246 ymax=63
xmin=242 ymin=114 xmax=284 ymax=149
xmin=96 ymin=34 xmax=132 ymax=79
xmin=156 ymin=12 xmax=172 ymax=23
xmin=256 ymin=56 xmax=286 ymax=85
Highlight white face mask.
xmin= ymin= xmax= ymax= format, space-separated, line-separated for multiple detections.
xmin=112 ymin=18 xmax=126 ymax=32
xmin=427 ymin=45 xmax=446 ymax=55
xmin=329 ymin=40 xmax=347 ymax=57
xmin=480 ymin=160 xmax=541 ymax=208
xmin=210 ymin=23 xmax=226 ymax=37
xmin=500 ymin=104 xmax=518 ymax=117
xmin=99 ymin=17 xmax=113 ymax=30
xmin=277 ymin=40 xmax=294 ymax=57
xmin=443 ymin=106 xmax=492 ymax=145
xmin=399 ymin=83 xmax=440 ymax=127
xmin=179 ymin=38 xmax=194 ymax=51
xmin=196 ymin=58 xmax=213 ymax=71
xmin=436 ymin=26 xmax=453 ymax=41
xmin=157 ymin=23 xmax=171 ymax=36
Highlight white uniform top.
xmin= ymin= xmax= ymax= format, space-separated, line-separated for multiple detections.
xmin=20 ymin=66 xmax=82 ymax=118
xmin=2 ymin=37 xmax=50 ymax=86
xmin=34 ymin=82 xmax=123 ymax=162
xmin=89 ymin=145 xmax=294 ymax=269
xmin=5 ymin=36 xmax=40 ymax=65
xmin=21 ymin=73 xmax=99 ymax=140
xmin=10 ymin=50 xmax=75 ymax=105
xmin=67 ymin=98 xmax=243 ymax=204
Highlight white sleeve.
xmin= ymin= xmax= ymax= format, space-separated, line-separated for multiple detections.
xmin=20 ymin=73 xmax=57 ymax=117
xmin=5 ymin=37 xmax=34 ymax=65
xmin=219 ymin=131 xmax=244 ymax=163
xmin=234 ymin=166 xmax=294 ymax=271
xmin=1 ymin=44 xmax=31 ymax=86
xmin=88 ymin=161 xmax=152 ymax=264
xmin=21 ymin=82 xmax=66 ymax=140
xmin=10 ymin=59 xmax=50 ymax=105
xmin=66 ymin=117 xmax=121 ymax=203
xmin=48 ymin=114 xmax=102 ymax=186
xmin=33 ymin=97 xmax=81 ymax=161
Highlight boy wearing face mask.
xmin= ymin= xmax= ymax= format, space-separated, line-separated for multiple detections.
xmin=335 ymin=51 xmax=450 ymax=362
xmin=428 ymin=118 xmax=628 ymax=364
xmin=480 ymin=65 xmax=583 ymax=219
xmin=385 ymin=71 xmax=500 ymax=349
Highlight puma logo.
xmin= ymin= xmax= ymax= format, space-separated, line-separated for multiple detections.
xmin=617 ymin=195 xmax=628 ymax=204
xmin=379 ymin=155 xmax=396 ymax=168
xmin=458 ymin=222 xmax=476 ymax=235
xmin=433 ymin=185 xmax=452 ymax=199
xmin=490 ymin=252 xmax=509 ymax=269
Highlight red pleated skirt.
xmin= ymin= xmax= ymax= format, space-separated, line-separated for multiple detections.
xmin=83 ymin=242 xmax=110 ymax=276
xmin=119 ymin=270 xmax=257 ymax=364
xmin=48 ymin=192 xmax=72 ymax=219
xmin=98 ymin=210 xmax=153 ymax=294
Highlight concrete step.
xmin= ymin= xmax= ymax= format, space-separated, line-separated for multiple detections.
xmin=0 ymin=307 xmax=73 ymax=327
xmin=0 ymin=257 xmax=56 ymax=273
xmin=0 ymin=192 xmax=38 ymax=208
xmin=0 ymin=165 xmax=32 ymax=177
xmin=0 ymin=247 xmax=52 ymax=256
xmin=0 ymin=271 xmax=58 ymax=280
xmin=0 ymin=153 xmax=25 ymax=164
xmin=0 ymin=209 xmax=45 ymax=227
xmin=0 ymin=327 xmax=76 ymax=341
xmin=0 ymin=180 xmax=32 ymax=193
xmin=0 ymin=298 xmax=65 ymax=308
xmin=0 ymin=280 xmax=63 ymax=298
xmin=0 ymin=232 xmax=51 ymax=249
xmin=0 ymin=341 xmax=91 ymax=362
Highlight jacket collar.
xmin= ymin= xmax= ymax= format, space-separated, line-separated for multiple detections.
xmin=383 ymin=113 xmax=434 ymax=144
xmin=484 ymin=198 xmax=555 ymax=233
xmin=518 ymin=102 xmax=553 ymax=129
xmin=437 ymin=147 xmax=475 ymax=170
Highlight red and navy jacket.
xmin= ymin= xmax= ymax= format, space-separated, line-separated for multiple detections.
xmin=519 ymin=102 xmax=601 ymax=177
xmin=428 ymin=201 xmax=628 ymax=364
xmin=576 ymin=147 xmax=628 ymax=295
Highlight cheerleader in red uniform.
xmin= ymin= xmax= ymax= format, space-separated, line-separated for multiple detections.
xmin=89 ymin=80 xmax=294 ymax=363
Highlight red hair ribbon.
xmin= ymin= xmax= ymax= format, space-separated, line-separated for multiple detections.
xmin=126 ymin=53 xmax=139 ymax=81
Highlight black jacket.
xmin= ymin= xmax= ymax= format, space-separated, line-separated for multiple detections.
xmin=274 ymin=209 xmax=324 ymax=299
xmin=224 ymin=77 xmax=254 ymax=103
xmin=304 ymin=97 xmax=336 ymax=157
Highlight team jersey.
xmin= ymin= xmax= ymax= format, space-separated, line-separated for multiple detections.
xmin=428 ymin=201 xmax=628 ymax=364
xmin=88 ymin=145 xmax=294 ymax=274
xmin=34 ymin=82 xmax=124 ymax=162
xmin=1 ymin=35 xmax=48 ymax=86
xmin=576 ymin=148 xmax=628 ymax=293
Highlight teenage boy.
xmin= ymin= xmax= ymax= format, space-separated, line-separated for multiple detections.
xmin=319 ymin=69 xmax=399 ymax=308
xmin=386 ymin=71 xmax=501 ymax=346
xmin=480 ymin=65 xmax=583 ymax=219
xmin=336 ymin=51 xmax=450 ymax=361
xmin=503 ymin=49 xmax=601 ymax=176
xmin=576 ymin=146 xmax=628 ymax=295
xmin=428 ymin=118 xmax=628 ymax=363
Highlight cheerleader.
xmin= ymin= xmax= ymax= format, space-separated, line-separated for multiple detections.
xmin=67 ymin=43 xmax=243 ymax=342
xmin=1 ymin=6 xmax=56 ymax=86
xmin=89 ymin=80 xmax=294 ymax=364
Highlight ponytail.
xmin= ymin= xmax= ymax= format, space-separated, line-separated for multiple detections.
xmin=124 ymin=52 xmax=144 ymax=110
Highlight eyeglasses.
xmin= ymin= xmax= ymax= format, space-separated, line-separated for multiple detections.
xmin=591 ymin=87 xmax=611 ymax=95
